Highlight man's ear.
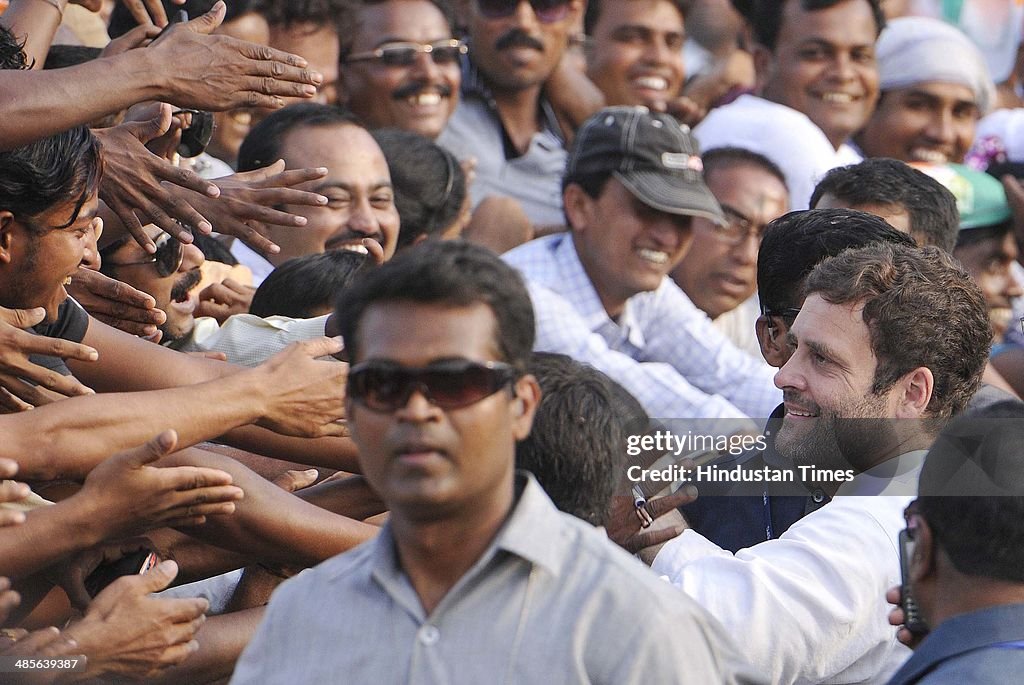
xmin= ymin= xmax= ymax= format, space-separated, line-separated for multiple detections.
xmin=563 ymin=183 xmax=592 ymax=233
xmin=511 ymin=373 xmax=541 ymax=441
xmin=893 ymin=367 xmax=933 ymax=419
xmin=755 ymin=314 xmax=789 ymax=368
xmin=0 ymin=212 xmax=16 ymax=265
xmin=909 ymin=518 xmax=936 ymax=584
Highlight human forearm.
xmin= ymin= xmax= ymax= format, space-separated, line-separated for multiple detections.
xmin=148 ymin=607 xmax=265 ymax=685
xmin=1 ymin=0 xmax=66 ymax=69
xmin=221 ymin=428 xmax=362 ymax=473
xmin=0 ymin=496 xmax=103 ymax=580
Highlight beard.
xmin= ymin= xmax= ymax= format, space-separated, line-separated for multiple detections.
xmin=775 ymin=389 xmax=900 ymax=479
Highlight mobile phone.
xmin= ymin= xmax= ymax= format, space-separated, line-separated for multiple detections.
xmin=898 ymin=528 xmax=929 ymax=637
xmin=84 ymin=550 xmax=160 ymax=598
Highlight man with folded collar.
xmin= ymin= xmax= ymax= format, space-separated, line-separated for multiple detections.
xmin=503 ymin=106 xmax=781 ymax=422
xmin=231 ymin=240 xmax=762 ymax=684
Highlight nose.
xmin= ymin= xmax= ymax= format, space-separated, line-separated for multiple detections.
xmin=773 ymin=353 xmax=804 ymax=392
xmin=828 ymin=51 xmax=857 ymax=83
xmin=924 ymin=109 xmax=956 ymax=145
xmin=395 ymin=388 xmax=443 ymax=422
xmin=347 ymin=197 xmax=381 ymax=237
xmin=512 ymin=0 xmax=541 ymax=30
xmin=410 ymin=49 xmax=443 ymax=81
xmin=181 ymin=242 xmax=205 ymax=272
xmin=643 ymin=37 xmax=675 ymax=67
xmin=731 ymin=230 xmax=760 ymax=266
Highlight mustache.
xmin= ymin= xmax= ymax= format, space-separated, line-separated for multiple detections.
xmin=391 ymin=82 xmax=453 ymax=101
xmin=326 ymin=231 xmax=384 ymax=249
xmin=782 ymin=390 xmax=820 ymax=414
xmin=170 ymin=268 xmax=202 ymax=302
xmin=495 ymin=29 xmax=544 ymax=52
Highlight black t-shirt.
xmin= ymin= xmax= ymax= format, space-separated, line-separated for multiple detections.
xmin=29 ymin=298 xmax=90 ymax=376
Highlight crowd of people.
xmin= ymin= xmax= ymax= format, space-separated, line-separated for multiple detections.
xmin=1 ymin=0 xmax=1024 ymax=682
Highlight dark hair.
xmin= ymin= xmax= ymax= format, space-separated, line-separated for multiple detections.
xmin=757 ymin=208 xmax=915 ymax=315
xmin=42 ymin=44 xmax=101 ymax=70
xmin=918 ymin=401 xmax=1024 ymax=582
xmin=810 ymin=159 xmax=961 ymax=253
xmin=370 ymin=129 xmax=466 ymax=250
xmin=108 ymin=0 xmax=257 ymax=38
xmin=335 ymin=240 xmax=535 ymax=369
xmin=955 ymin=220 xmax=1013 ymax=250
xmin=0 ymin=126 xmax=102 ymax=227
xmin=252 ymin=0 xmax=355 ymax=33
xmin=748 ymin=0 xmax=885 ymax=51
xmin=237 ymin=103 xmax=363 ymax=172
xmin=341 ymin=0 xmax=453 ymax=59
xmin=804 ymin=242 xmax=990 ymax=421
xmin=0 ymin=24 xmax=30 ymax=70
xmin=703 ymin=146 xmax=787 ymax=189
xmin=250 ymin=249 xmax=371 ymax=318
xmin=516 ymin=352 xmax=623 ymax=527
xmin=584 ymin=0 xmax=689 ymax=35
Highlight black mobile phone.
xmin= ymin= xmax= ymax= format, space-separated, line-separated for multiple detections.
xmin=84 ymin=550 xmax=160 ymax=598
xmin=898 ymin=528 xmax=929 ymax=637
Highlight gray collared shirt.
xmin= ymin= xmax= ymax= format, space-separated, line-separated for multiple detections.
xmin=231 ymin=475 xmax=763 ymax=684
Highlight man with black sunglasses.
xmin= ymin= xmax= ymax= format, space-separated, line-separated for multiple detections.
xmin=437 ymin=0 xmax=583 ymax=226
xmin=232 ymin=240 xmax=761 ymax=684
xmin=339 ymin=0 xmax=464 ymax=141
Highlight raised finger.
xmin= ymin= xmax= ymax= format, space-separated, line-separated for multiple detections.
xmin=223 ymin=197 xmax=309 ymax=226
xmin=154 ymin=161 xmax=219 ymax=201
xmin=10 ymin=329 xmax=98 ymax=362
xmin=0 ymin=385 xmax=34 ymax=413
xmin=646 ymin=484 xmax=698 ymax=518
xmin=241 ymin=75 xmax=318 ymax=100
xmin=6 ymin=359 xmax=94 ymax=398
xmin=252 ymin=166 xmax=328 ymax=190
xmin=239 ymin=42 xmax=310 ymax=70
xmin=91 ymin=314 xmax=160 ymax=338
xmin=627 ymin=525 xmax=685 ymax=554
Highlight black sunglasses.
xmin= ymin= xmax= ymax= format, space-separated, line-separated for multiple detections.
xmin=104 ymin=232 xmax=184 ymax=278
xmin=477 ymin=0 xmax=571 ymax=23
xmin=345 ymin=39 xmax=468 ymax=68
xmin=347 ymin=359 xmax=517 ymax=412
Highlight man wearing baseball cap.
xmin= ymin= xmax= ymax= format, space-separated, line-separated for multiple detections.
xmin=503 ymin=106 xmax=781 ymax=422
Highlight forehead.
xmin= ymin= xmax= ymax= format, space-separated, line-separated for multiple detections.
xmin=778 ymin=0 xmax=878 ymax=46
xmin=706 ymin=164 xmax=789 ymax=210
xmin=354 ymin=0 xmax=452 ymax=47
xmin=279 ymin=123 xmax=390 ymax=180
xmin=886 ymin=82 xmax=977 ymax=107
xmin=791 ymin=292 xmax=874 ymax=363
xmin=355 ymin=301 xmax=502 ymax=364
xmin=816 ymin=194 xmax=913 ymax=235
xmin=218 ymin=12 xmax=270 ymax=44
xmin=592 ymin=0 xmax=684 ymax=32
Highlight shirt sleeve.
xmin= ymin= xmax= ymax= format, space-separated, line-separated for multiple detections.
xmin=181 ymin=314 xmax=331 ymax=367
xmin=527 ymin=281 xmax=758 ymax=425
xmin=637 ymin=282 xmax=782 ymax=419
xmin=652 ymin=496 xmax=912 ymax=685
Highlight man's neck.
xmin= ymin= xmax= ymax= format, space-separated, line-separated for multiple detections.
xmin=819 ymin=431 xmax=933 ymax=498
xmin=389 ymin=482 xmax=515 ymax=616
xmin=571 ymin=234 xmax=632 ymax=320
xmin=929 ymin=573 xmax=1024 ymax=629
xmin=491 ymin=84 xmax=545 ymax=157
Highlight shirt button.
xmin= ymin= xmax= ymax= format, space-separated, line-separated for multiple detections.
xmin=418 ymin=625 xmax=440 ymax=646
xmin=812 ymin=490 xmax=826 ymax=503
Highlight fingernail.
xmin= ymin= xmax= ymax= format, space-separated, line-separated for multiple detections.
xmin=316 ymin=195 xmax=328 ymax=205
xmin=206 ymin=186 xmax=221 ymax=198
xmin=294 ymin=216 xmax=307 ymax=226
xmin=303 ymin=85 xmax=318 ymax=96
xmin=198 ymin=221 xmax=213 ymax=233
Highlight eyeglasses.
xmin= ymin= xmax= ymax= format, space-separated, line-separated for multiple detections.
xmin=104 ymin=232 xmax=184 ymax=277
xmin=761 ymin=306 xmax=802 ymax=323
xmin=708 ymin=204 xmax=766 ymax=246
xmin=476 ymin=0 xmax=571 ymax=23
xmin=345 ymin=39 xmax=468 ymax=67
xmin=347 ymin=359 xmax=517 ymax=412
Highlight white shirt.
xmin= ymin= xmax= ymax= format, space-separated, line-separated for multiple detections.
xmin=179 ymin=314 xmax=331 ymax=367
xmin=229 ymin=240 xmax=275 ymax=287
xmin=503 ymin=234 xmax=782 ymax=421
xmin=695 ymin=95 xmax=854 ymax=210
xmin=653 ymin=457 xmax=922 ymax=684
xmin=712 ymin=293 xmax=763 ymax=361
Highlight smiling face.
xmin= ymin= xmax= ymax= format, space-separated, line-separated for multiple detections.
xmin=347 ymin=301 xmax=537 ymax=521
xmin=672 ymin=163 xmax=788 ymax=319
xmin=954 ymin=229 xmax=1023 ymax=340
xmin=855 ymin=82 xmax=980 ymax=164
xmin=468 ymin=0 xmax=583 ymax=94
xmin=773 ymin=293 xmax=903 ymax=473
xmin=104 ymin=225 xmax=205 ymax=344
xmin=758 ymin=0 xmax=880 ymax=149
xmin=585 ymin=0 xmax=686 ymax=109
xmin=271 ymin=123 xmax=400 ymax=263
xmin=568 ymin=177 xmax=694 ymax=318
xmin=342 ymin=0 xmax=460 ymax=140
xmin=0 ymin=195 xmax=99 ymax=322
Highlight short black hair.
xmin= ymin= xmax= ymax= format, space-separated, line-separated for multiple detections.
xmin=918 ymin=400 xmax=1024 ymax=582
xmin=371 ymin=128 xmax=466 ymax=250
xmin=584 ymin=0 xmax=689 ymax=35
xmin=810 ymin=159 xmax=960 ymax=253
xmin=954 ymin=220 xmax=1014 ymax=250
xmin=757 ymin=208 xmax=915 ymax=315
xmin=250 ymin=249 xmax=371 ymax=318
xmin=335 ymin=240 xmax=535 ymax=370
xmin=237 ymin=103 xmax=363 ymax=172
xmin=341 ymin=0 xmax=453 ymax=59
xmin=108 ymin=0 xmax=257 ymax=38
xmin=43 ymin=45 xmax=101 ymax=70
xmin=748 ymin=0 xmax=885 ymax=51
xmin=703 ymin=146 xmax=787 ymax=189
xmin=0 ymin=126 xmax=102 ymax=227
xmin=0 ymin=24 xmax=30 ymax=70
xmin=252 ymin=0 xmax=356 ymax=33
xmin=516 ymin=352 xmax=623 ymax=527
